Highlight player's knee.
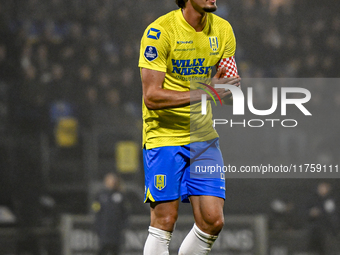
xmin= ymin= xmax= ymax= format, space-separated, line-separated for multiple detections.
xmin=211 ymin=218 xmax=224 ymax=234
xmin=202 ymin=215 xmax=224 ymax=235
xmin=154 ymin=213 xmax=178 ymax=231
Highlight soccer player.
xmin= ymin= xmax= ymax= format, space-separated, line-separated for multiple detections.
xmin=139 ymin=0 xmax=240 ymax=254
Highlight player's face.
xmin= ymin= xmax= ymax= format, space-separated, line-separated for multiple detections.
xmin=190 ymin=0 xmax=217 ymax=13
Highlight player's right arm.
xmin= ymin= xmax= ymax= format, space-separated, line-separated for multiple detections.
xmin=142 ymin=68 xmax=196 ymax=110
xmin=142 ymin=68 xmax=240 ymax=110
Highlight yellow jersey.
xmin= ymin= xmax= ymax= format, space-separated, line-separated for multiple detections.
xmin=139 ymin=9 xmax=236 ymax=149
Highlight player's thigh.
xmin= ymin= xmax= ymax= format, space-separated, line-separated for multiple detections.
xmin=150 ymin=199 xmax=180 ymax=232
xmin=188 ymin=139 xmax=226 ymax=235
xmin=190 ymin=195 xmax=225 ymax=235
xmin=181 ymin=138 xmax=226 ymax=202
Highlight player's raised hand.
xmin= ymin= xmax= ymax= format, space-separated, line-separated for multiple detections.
xmin=209 ymin=67 xmax=241 ymax=100
xmin=214 ymin=67 xmax=227 ymax=79
xmin=212 ymin=67 xmax=241 ymax=86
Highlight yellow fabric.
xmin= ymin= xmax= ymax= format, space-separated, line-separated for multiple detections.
xmin=139 ymin=9 xmax=236 ymax=149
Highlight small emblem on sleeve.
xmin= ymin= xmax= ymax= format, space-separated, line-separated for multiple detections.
xmin=147 ymin=28 xmax=161 ymax=40
xmin=154 ymin=174 xmax=166 ymax=190
xmin=144 ymin=46 xmax=158 ymax=61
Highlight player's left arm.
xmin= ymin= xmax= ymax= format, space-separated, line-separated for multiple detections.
xmin=217 ymin=22 xmax=240 ymax=105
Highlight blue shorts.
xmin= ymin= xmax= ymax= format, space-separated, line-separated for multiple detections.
xmin=143 ymin=138 xmax=225 ymax=203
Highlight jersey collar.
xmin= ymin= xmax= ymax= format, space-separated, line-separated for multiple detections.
xmin=175 ymin=9 xmax=210 ymax=34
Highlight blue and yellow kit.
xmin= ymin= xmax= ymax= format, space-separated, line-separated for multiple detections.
xmin=139 ymin=9 xmax=236 ymax=202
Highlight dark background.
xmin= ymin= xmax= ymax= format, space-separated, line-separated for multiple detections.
xmin=0 ymin=0 xmax=339 ymax=254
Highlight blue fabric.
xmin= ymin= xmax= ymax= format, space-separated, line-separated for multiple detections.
xmin=143 ymin=138 xmax=225 ymax=203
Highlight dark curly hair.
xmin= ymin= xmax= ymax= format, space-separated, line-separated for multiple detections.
xmin=175 ymin=0 xmax=188 ymax=9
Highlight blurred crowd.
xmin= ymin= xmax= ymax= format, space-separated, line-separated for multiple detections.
xmin=0 ymin=0 xmax=339 ymax=134
xmin=232 ymin=0 xmax=340 ymax=78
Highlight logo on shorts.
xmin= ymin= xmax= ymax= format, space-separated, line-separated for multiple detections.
xmin=144 ymin=46 xmax=158 ymax=61
xmin=209 ymin=36 xmax=219 ymax=51
xmin=154 ymin=175 xmax=166 ymax=190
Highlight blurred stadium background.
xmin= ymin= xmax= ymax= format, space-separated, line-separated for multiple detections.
xmin=0 ymin=0 xmax=339 ymax=254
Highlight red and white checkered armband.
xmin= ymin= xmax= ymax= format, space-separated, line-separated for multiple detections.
xmin=218 ymin=56 xmax=238 ymax=78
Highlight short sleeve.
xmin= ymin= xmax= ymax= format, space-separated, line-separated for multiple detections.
xmin=218 ymin=22 xmax=238 ymax=78
xmin=222 ymin=23 xmax=236 ymax=59
xmin=139 ymin=23 xmax=170 ymax=73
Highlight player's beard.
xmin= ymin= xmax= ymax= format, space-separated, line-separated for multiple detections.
xmin=203 ymin=0 xmax=217 ymax=12
xmin=203 ymin=5 xmax=217 ymax=12
xmin=190 ymin=0 xmax=217 ymax=13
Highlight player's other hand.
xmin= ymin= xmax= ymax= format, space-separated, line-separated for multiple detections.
xmin=211 ymin=67 xmax=241 ymax=99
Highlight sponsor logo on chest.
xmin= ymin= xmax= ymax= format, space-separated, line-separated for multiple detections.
xmin=171 ymin=58 xmax=213 ymax=76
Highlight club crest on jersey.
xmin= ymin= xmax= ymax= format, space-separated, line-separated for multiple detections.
xmin=209 ymin=36 xmax=219 ymax=51
xmin=144 ymin=46 xmax=158 ymax=61
xmin=154 ymin=175 xmax=166 ymax=191
xmin=147 ymin=28 xmax=161 ymax=40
